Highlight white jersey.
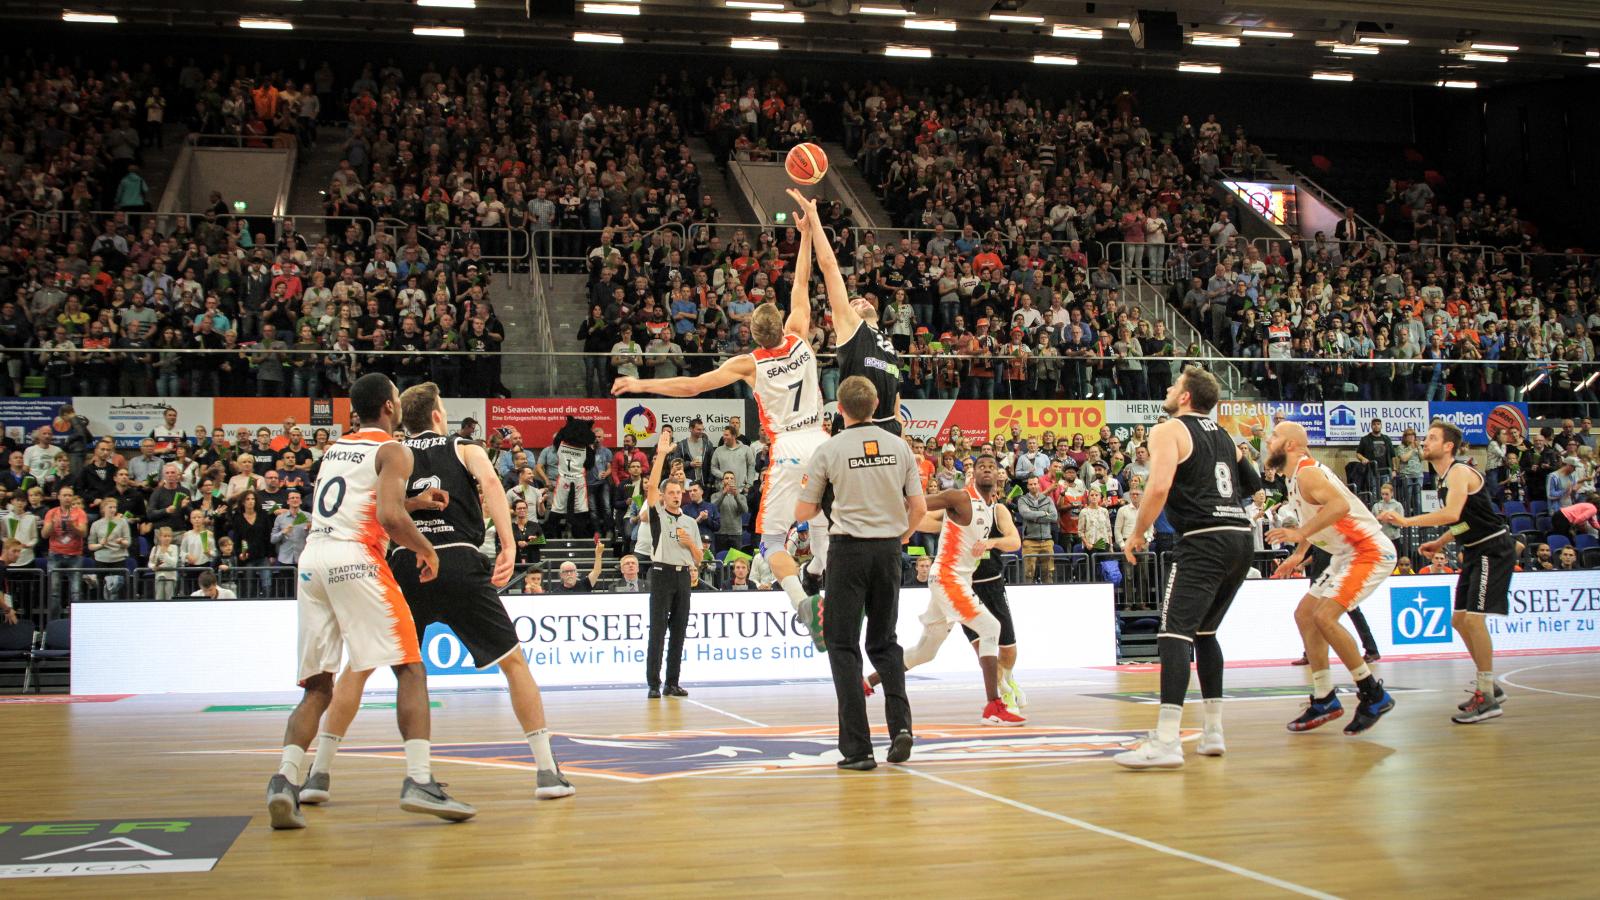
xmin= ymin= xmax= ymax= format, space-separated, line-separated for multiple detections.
xmin=306 ymin=428 xmax=394 ymax=554
xmin=934 ymin=484 xmax=995 ymax=583
xmin=750 ymin=332 xmax=823 ymax=440
xmin=1288 ymin=457 xmax=1388 ymax=555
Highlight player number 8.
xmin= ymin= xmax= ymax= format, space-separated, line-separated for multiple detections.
xmin=1214 ymin=462 xmax=1233 ymax=498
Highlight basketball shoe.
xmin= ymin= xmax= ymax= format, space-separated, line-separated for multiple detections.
xmin=1113 ymin=733 xmax=1184 ymax=770
xmin=536 ymin=766 xmax=576 ymax=800
xmin=400 ymin=778 xmax=477 ymax=821
xmin=1458 ymin=683 xmax=1505 ymax=710
xmin=299 ymin=771 xmax=331 ymax=805
xmin=266 ymin=774 xmax=306 ymax=829
xmin=1344 ymin=684 xmax=1396 ymax=734
xmin=1451 ymin=689 xmax=1503 ymax=724
xmin=1287 ymin=692 xmax=1344 ymax=732
xmin=1197 ymin=727 xmax=1226 ymax=756
xmin=981 ymin=698 xmax=1026 ymax=726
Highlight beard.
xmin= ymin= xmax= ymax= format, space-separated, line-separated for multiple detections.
xmin=1265 ymin=448 xmax=1288 ymax=471
xmin=1162 ymin=395 xmax=1180 ymax=415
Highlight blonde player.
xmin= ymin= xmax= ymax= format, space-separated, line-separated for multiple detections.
xmin=868 ymin=452 xmax=1025 ymax=725
xmin=614 ymin=196 xmax=834 ymax=628
xmin=265 ymin=373 xmax=474 ymax=829
xmin=1264 ymin=421 xmax=1397 ymax=735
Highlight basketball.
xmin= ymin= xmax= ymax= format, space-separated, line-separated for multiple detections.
xmin=785 ymin=142 xmax=828 ymax=185
xmin=1488 ymin=403 xmax=1527 ymax=440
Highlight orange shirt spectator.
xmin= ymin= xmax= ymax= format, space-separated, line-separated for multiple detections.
xmin=251 ymin=84 xmax=280 ymax=120
xmin=45 ymin=500 xmax=89 ymax=557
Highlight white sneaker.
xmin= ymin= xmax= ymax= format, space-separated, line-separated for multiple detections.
xmin=1113 ymin=732 xmax=1184 ymax=770
xmin=1197 ymin=728 xmax=1225 ymax=757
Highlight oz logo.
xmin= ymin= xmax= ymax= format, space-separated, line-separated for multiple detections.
xmin=1391 ymin=586 xmax=1454 ymax=645
xmin=422 ymin=623 xmax=499 ymax=675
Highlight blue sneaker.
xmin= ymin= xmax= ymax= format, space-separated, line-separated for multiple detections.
xmin=1344 ymin=688 xmax=1396 ymax=735
xmin=1287 ymin=691 xmax=1344 ymax=732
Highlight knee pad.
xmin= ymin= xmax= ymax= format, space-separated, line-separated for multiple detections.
xmin=969 ymin=608 xmax=1002 ymax=657
xmin=903 ymin=619 xmax=954 ymax=670
xmin=759 ymin=532 xmax=788 ymax=557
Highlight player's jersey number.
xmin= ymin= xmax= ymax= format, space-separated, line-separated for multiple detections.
xmin=317 ymin=476 xmax=347 ymax=518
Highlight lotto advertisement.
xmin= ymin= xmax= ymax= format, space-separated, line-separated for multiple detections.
xmin=1219 ymin=571 xmax=1600 ymax=662
xmin=70 ymin=586 xmax=1116 ymax=694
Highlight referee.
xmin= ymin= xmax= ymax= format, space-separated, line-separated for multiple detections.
xmin=641 ymin=431 xmax=702 ymax=700
xmin=795 ymin=376 xmax=926 ymax=771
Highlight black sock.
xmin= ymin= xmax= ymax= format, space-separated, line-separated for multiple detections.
xmin=1193 ymin=634 xmax=1224 ymax=699
xmin=1158 ymin=636 xmax=1193 ymax=707
xmin=1355 ymin=674 xmax=1380 ymax=699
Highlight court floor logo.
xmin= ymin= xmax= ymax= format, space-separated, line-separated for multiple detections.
xmin=311 ymin=724 xmax=1180 ymax=781
xmin=1391 ymin=585 xmax=1454 ymax=645
xmin=0 ymin=817 xmax=250 ymax=879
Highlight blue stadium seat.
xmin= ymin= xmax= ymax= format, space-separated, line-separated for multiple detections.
xmin=0 ymin=619 xmax=34 ymax=692
xmin=1509 ymin=515 xmax=1535 ymax=535
xmin=1536 ymin=514 xmax=1552 ymax=534
xmin=29 ymin=619 xmax=71 ymax=692
xmin=1529 ymin=501 xmax=1549 ymax=517
xmin=1546 ymin=535 xmax=1571 ymax=552
xmin=1575 ymin=534 xmax=1598 ymax=552
xmin=1503 ymin=501 xmax=1527 ymax=516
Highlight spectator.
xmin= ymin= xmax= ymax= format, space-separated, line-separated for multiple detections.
xmin=1016 ymin=476 xmax=1057 ymax=584
xmin=509 ymin=500 xmax=543 ymax=567
xmin=1529 ymin=543 xmax=1556 ymax=571
xmin=180 ymin=507 xmax=217 ymax=571
xmin=191 ymin=570 xmax=237 ymax=600
xmin=1419 ymin=551 xmax=1456 ymax=575
xmin=1547 ymin=457 xmax=1580 ymax=511
xmin=1394 ymin=556 xmax=1416 ymax=576
xmin=1354 ymin=419 xmax=1394 ymax=496
xmin=711 ymin=471 xmax=748 ymax=558
xmin=2 ymin=494 xmax=41 ymax=568
xmin=87 ymin=496 xmax=131 ymax=599
xmin=1372 ymin=484 xmax=1406 ymax=542
xmin=903 ymin=554 xmax=933 ymax=587
xmin=709 ymin=426 xmax=756 ymax=491
xmin=271 ymin=490 xmax=310 ymax=568
xmin=1550 ymin=494 xmax=1599 ymax=540
xmin=1078 ymin=488 xmax=1113 ymax=554
xmin=1557 ymin=546 xmax=1581 ymax=570
xmin=1116 ymin=487 xmax=1155 ymax=550
xmin=724 ymin=558 xmax=754 ymax=591
xmin=24 ymin=429 xmax=63 ymax=484
xmin=228 ymin=491 xmax=274 ymax=597
xmin=681 ymin=482 xmax=718 ymax=544
xmin=129 ymin=438 xmax=165 ymax=486
xmin=42 ymin=488 xmax=88 ymax=612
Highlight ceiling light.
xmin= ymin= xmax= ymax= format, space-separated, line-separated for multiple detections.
xmin=1587 ymin=49 xmax=1600 ymax=58
xmin=239 ymin=17 xmax=293 ymax=29
xmin=1178 ymin=62 xmax=1222 ymax=74
xmin=752 ymin=10 xmax=803 ymax=22
xmin=1052 ymin=25 xmax=1102 ymax=40
xmin=1312 ymin=71 xmax=1354 ymax=82
xmin=859 ymin=4 xmax=912 ymax=15
xmin=413 ymin=25 xmax=465 ymax=35
xmin=1470 ymin=42 xmax=1518 ymax=52
xmin=1358 ymin=35 xmax=1408 ymax=45
xmin=904 ymin=18 xmax=955 ymax=31
xmin=1462 ymin=53 xmax=1509 ymax=63
xmin=1115 ymin=20 xmax=1130 ymax=29
xmin=1191 ymin=34 xmax=1240 ymax=47
xmin=574 ymin=31 xmax=624 ymax=42
xmin=1242 ymin=29 xmax=1293 ymax=38
xmin=1330 ymin=44 xmax=1379 ymax=55
xmin=1033 ymin=54 xmax=1078 ymax=65
xmin=62 ymin=10 xmax=118 ymax=22
xmin=1437 ymin=80 xmax=1478 ymax=88
xmin=725 ymin=0 xmax=782 ymax=7
xmin=584 ymin=3 xmax=641 ymax=13
xmin=988 ymin=12 xmax=1043 ymax=24
xmin=1589 ymin=62 xmax=1600 ymax=68
xmin=417 ymin=0 xmax=475 ymax=8
xmin=730 ymin=37 xmax=779 ymax=50
xmin=884 ymin=44 xmax=932 ymax=57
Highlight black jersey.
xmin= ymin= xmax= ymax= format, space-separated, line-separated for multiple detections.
xmin=834 ymin=321 xmax=901 ymax=426
xmin=1166 ymin=415 xmax=1253 ymax=537
xmin=1439 ymin=462 xmax=1508 ymax=547
xmin=404 ymin=431 xmax=485 ymax=549
xmin=973 ymin=504 xmax=1004 ymax=585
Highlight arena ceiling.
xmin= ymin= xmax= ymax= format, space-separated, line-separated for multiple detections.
xmin=10 ymin=0 xmax=1600 ymax=87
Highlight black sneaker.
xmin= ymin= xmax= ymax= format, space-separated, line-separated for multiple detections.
xmin=837 ymin=756 xmax=877 ymax=771
xmin=886 ymin=730 xmax=914 ymax=764
xmin=1343 ymin=685 xmax=1395 ymax=735
xmin=1286 ymin=692 xmax=1344 ymax=732
xmin=664 ymin=685 xmax=689 ymax=697
xmin=647 ymin=687 xmax=661 ymax=699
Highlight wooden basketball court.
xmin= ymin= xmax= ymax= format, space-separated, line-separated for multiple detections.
xmin=3 ymin=651 xmax=1596 ymax=896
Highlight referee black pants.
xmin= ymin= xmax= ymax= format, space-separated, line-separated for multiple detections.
xmin=646 ymin=566 xmax=692 ymax=690
xmin=825 ymin=537 xmax=912 ymax=761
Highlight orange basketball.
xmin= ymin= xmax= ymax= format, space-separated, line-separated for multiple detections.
xmin=785 ymin=142 xmax=828 ymax=185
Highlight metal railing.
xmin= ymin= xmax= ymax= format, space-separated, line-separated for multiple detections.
xmin=183 ymin=132 xmax=299 ymax=150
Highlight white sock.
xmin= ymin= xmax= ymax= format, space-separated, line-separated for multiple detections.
xmin=1477 ymin=671 xmax=1496 ymax=694
xmin=403 ymin=739 xmax=431 ymax=783
xmin=277 ymin=745 xmax=305 ymax=781
xmin=999 ymin=666 xmax=1012 ymax=686
xmin=1350 ymin=662 xmax=1372 ymax=683
xmin=1156 ymin=704 xmax=1182 ymax=744
xmin=527 ymin=728 xmax=557 ymax=771
xmin=780 ymin=574 xmax=808 ymax=609
xmin=310 ymin=732 xmax=343 ymax=778
xmin=1203 ymin=698 xmax=1223 ymax=733
xmin=1311 ymin=668 xmax=1334 ymax=698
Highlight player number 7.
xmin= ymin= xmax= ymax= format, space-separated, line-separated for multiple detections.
xmin=787 ymin=380 xmax=803 ymax=413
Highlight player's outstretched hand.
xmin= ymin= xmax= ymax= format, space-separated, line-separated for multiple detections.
xmin=1265 ymin=526 xmax=1303 ymax=547
xmin=1123 ymin=533 xmax=1147 ymax=564
xmin=491 ymin=549 xmax=514 ymax=588
xmin=612 ymin=376 xmax=638 ymax=396
xmin=786 ymin=188 xmax=819 ymax=231
xmin=418 ymin=546 xmax=441 ymax=583
xmin=1271 ymin=554 xmax=1305 ymax=579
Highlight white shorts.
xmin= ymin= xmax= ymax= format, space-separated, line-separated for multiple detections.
xmin=756 ymin=428 xmax=830 ymax=538
xmin=926 ymin=571 xmax=985 ymax=626
xmin=1308 ymin=538 xmax=1397 ymax=610
xmin=296 ymin=539 xmax=420 ymax=684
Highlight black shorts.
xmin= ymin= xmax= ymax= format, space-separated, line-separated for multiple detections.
xmin=830 ymin=415 xmax=902 ymax=437
xmin=389 ymin=546 xmax=518 ymax=668
xmin=1159 ymin=528 xmax=1254 ymax=641
xmin=962 ymin=579 xmax=1016 ymax=646
xmin=1456 ymin=534 xmax=1516 ymax=616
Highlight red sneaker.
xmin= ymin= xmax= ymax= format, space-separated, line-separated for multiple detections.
xmin=862 ymin=678 xmax=875 ymax=697
xmin=981 ymin=699 xmax=1026 ymax=726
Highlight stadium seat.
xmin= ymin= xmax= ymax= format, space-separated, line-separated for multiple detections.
xmin=1575 ymin=534 xmax=1598 ymax=552
xmin=1509 ymin=515 xmax=1535 ymax=535
xmin=1536 ymin=514 xmax=1552 ymax=534
xmin=1529 ymin=501 xmax=1549 ymax=517
xmin=1503 ymin=501 xmax=1527 ymax=517
xmin=1583 ymin=548 xmax=1600 ymax=569
xmin=1546 ymin=535 xmax=1571 ymax=552
xmin=29 ymin=620 xmax=71 ymax=693
xmin=0 ymin=619 xmax=35 ymax=692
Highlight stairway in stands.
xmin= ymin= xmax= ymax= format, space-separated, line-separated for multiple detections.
xmin=688 ymin=137 xmax=756 ymax=225
xmin=819 ymin=141 xmax=892 ymax=231
xmin=540 ymin=271 xmax=592 ymax=394
xmin=537 ymin=537 xmax=623 ymax=584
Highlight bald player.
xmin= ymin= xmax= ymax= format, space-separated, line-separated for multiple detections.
xmin=1264 ymin=421 xmax=1397 ymax=735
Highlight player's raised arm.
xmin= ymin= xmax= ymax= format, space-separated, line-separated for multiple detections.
xmin=375 ymin=442 xmax=439 ymax=581
xmin=613 ymin=354 xmax=755 ymax=399
xmin=462 ymin=441 xmax=515 ymax=587
xmin=786 ymin=203 xmax=814 ymax=338
xmin=646 ymin=429 xmax=674 ymax=510
xmin=984 ymin=502 xmax=1022 ymax=554
xmin=787 ymin=187 xmax=855 ymax=340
